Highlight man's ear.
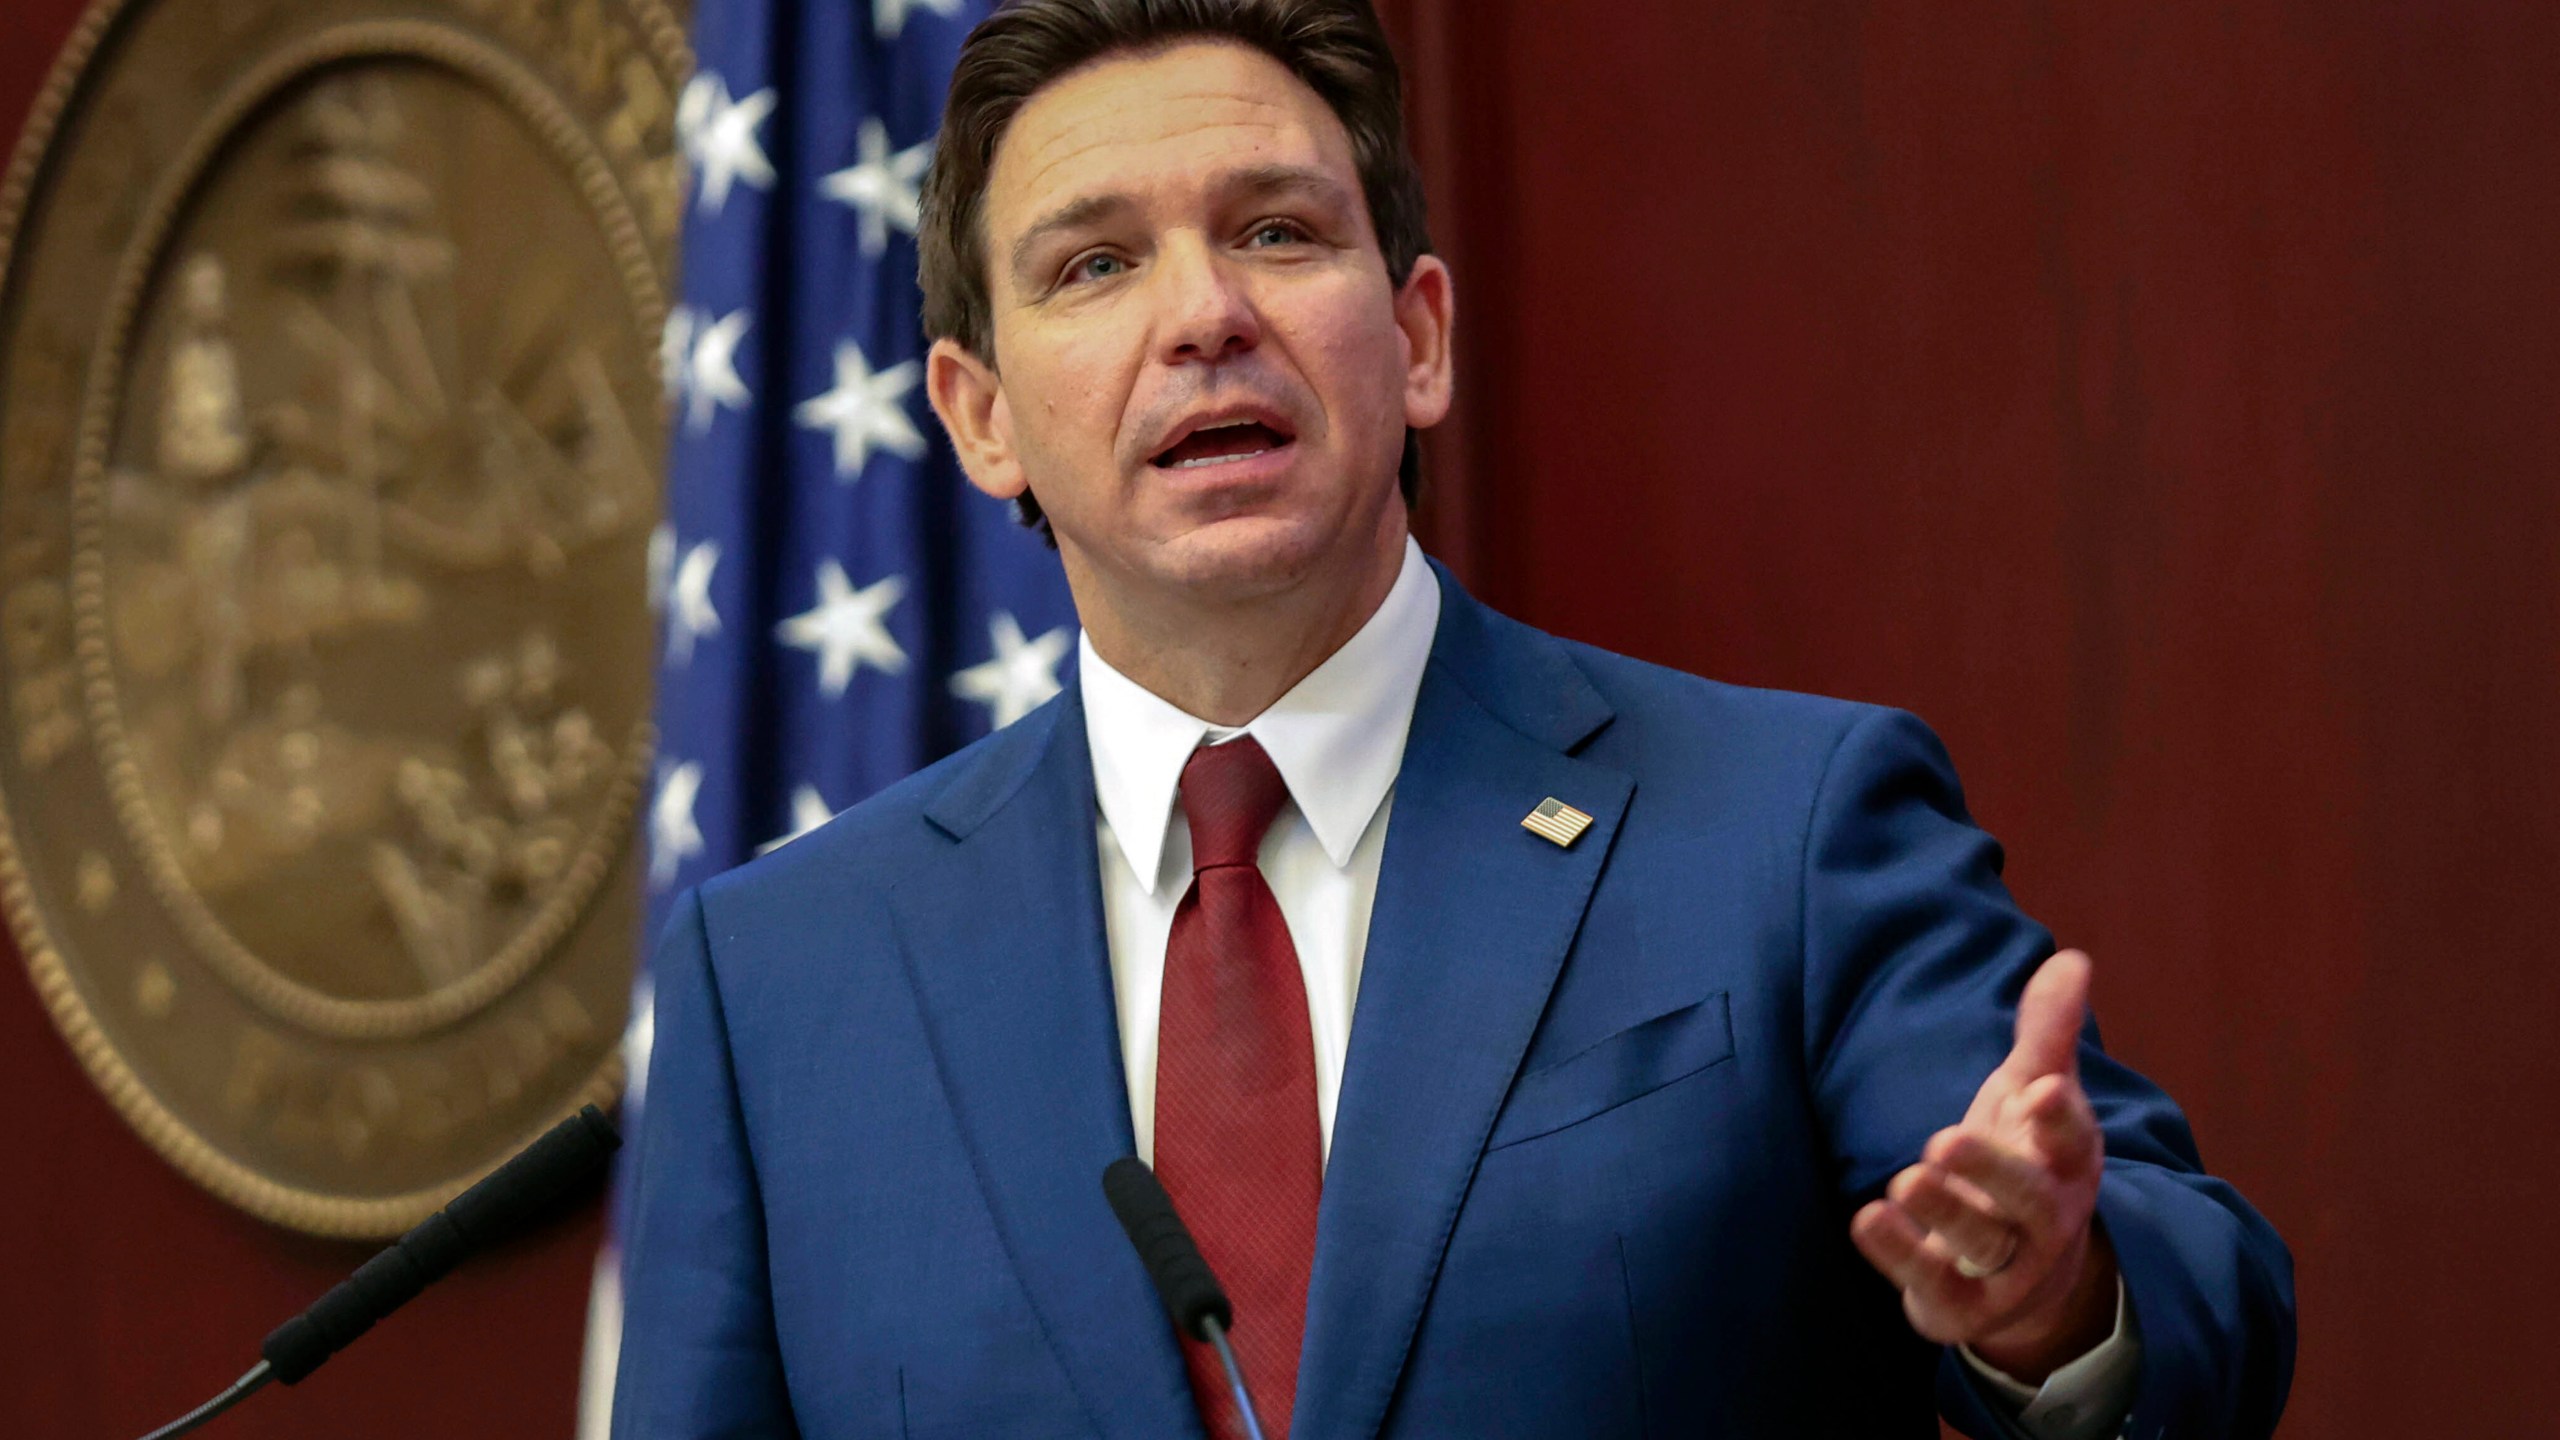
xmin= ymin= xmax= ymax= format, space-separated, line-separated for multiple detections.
xmin=926 ymin=337 xmax=1027 ymax=501
xmin=1395 ymin=254 xmax=1456 ymax=431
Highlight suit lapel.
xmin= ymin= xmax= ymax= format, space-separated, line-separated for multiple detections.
xmin=891 ymin=692 xmax=1200 ymax=1440
xmin=1293 ymin=573 xmax=1632 ymax=1440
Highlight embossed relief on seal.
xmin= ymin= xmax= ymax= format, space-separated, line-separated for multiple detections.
xmin=0 ymin=0 xmax=690 ymax=1237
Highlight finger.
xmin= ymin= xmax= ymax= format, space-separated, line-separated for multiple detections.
xmin=1890 ymin=1162 xmax=2020 ymax=1272
xmin=1924 ymin=1128 xmax=2062 ymax=1238
xmin=2006 ymin=949 xmax=2091 ymax=1084
xmin=2018 ymin=1072 xmax=2105 ymax=1180
xmin=1852 ymin=1197 xmax=1979 ymax=1344
xmin=1850 ymin=1197 xmax=1942 ymax=1293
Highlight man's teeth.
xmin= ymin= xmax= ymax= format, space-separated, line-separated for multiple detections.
xmin=1170 ymin=448 xmax=1272 ymax=469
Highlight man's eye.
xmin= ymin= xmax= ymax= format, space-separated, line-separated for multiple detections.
xmin=1064 ymin=252 xmax=1127 ymax=285
xmin=1248 ymin=221 xmax=1305 ymax=248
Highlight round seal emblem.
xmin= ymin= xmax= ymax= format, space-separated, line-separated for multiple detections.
xmin=0 ymin=0 xmax=686 ymax=1236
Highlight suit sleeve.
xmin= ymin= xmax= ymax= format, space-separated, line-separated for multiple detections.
xmin=610 ymin=888 xmax=802 ymax=1440
xmin=1797 ymin=707 xmax=2296 ymax=1440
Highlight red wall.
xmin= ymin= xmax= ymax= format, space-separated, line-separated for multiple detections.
xmin=1394 ymin=1 xmax=2560 ymax=1434
xmin=0 ymin=10 xmax=607 ymax=1436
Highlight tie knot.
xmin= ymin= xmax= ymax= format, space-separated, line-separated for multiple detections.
xmin=1179 ymin=735 xmax=1289 ymax=871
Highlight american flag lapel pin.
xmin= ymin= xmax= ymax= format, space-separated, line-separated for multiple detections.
xmin=1521 ymin=797 xmax=1594 ymax=849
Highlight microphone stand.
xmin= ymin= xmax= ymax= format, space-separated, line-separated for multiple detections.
xmin=1196 ymin=1314 xmax=1269 ymax=1440
xmin=1100 ymin=1156 xmax=1273 ymax=1440
xmin=136 ymin=1363 xmax=271 ymax=1440
xmin=130 ymin=1105 xmax=619 ymax=1440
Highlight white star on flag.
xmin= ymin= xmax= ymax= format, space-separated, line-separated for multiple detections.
xmin=776 ymin=561 xmax=908 ymax=697
xmin=793 ymin=340 xmax=926 ymax=480
xmin=680 ymin=74 xmax=778 ymax=215
xmin=675 ymin=67 xmax=713 ymax=144
xmin=951 ymin=612 xmax=1072 ymax=729
xmin=650 ymin=761 xmax=706 ymax=886
xmin=873 ymin=0 xmax=965 ymax=40
xmin=686 ymin=308 xmax=754 ymax=433
xmin=819 ymin=118 xmax=933 ymax=255
xmin=660 ymin=305 xmax=696 ymax=401
xmin=758 ymin=785 xmax=841 ymax=855
xmin=647 ymin=523 xmax=677 ymax=615
xmin=667 ymin=540 xmax=723 ymax=664
xmin=619 ymin=975 xmax=656 ymax=1110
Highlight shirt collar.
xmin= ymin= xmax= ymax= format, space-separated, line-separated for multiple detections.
xmin=1080 ymin=535 xmax=1440 ymax=894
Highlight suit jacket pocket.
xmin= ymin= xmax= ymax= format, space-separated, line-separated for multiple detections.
xmin=1486 ymin=992 xmax=1734 ymax=1151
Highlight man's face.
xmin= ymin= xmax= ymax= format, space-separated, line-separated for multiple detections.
xmin=929 ymin=39 xmax=1453 ymax=606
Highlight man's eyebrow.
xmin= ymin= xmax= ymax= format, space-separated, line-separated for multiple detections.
xmin=1009 ymin=193 xmax=1134 ymax=286
xmin=1216 ymin=163 xmax=1355 ymax=210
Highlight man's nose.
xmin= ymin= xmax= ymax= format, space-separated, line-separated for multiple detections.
xmin=1153 ymin=236 xmax=1260 ymax=364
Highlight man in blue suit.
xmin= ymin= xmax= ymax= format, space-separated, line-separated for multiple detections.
xmin=613 ymin=2 xmax=2295 ymax=1436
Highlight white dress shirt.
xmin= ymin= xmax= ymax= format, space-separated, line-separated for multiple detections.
xmin=1084 ymin=537 xmax=1439 ymax=1167
xmin=1077 ymin=535 xmax=2137 ymax=1438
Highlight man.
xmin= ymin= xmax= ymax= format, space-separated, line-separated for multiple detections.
xmin=612 ymin=2 xmax=2295 ymax=1436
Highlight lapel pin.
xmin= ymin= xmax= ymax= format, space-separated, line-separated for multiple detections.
xmin=1521 ymin=797 xmax=1595 ymax=849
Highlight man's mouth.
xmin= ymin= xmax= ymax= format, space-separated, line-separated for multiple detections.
xmin=1149 ymin=419 xmax=1295 ymax=471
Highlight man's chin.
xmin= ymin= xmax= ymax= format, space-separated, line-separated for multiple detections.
xmin=1056 ymin=491 xmax=1401 ymax=613
xmin=1141 ymin=515 xmax=1330 ymax=599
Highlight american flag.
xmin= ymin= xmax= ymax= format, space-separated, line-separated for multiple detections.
xmin=578 ymin=0 xmax=1075 ymax=1428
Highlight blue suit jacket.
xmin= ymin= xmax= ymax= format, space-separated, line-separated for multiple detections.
xmin=614 ymin=566 xmax=2294 ymax=1439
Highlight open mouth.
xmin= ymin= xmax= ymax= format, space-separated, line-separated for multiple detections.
xmin=1149 ymin=418 xmax=1295 ymax=471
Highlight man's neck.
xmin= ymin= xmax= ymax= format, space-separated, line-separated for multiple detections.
xmin=1073 ymin=522 xmax=1409 ymax=728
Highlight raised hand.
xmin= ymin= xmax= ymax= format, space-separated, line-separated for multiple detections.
xmin=1849 ymin=949 xmax=2119 ymax=1381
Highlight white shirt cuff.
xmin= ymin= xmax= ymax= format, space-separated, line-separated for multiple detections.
xmin=1957 ymin=1278 xmax=2142 ymax=1440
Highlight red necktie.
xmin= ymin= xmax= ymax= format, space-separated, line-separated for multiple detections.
xmin=1153 ymin=736 xmax=1321 ymax=1440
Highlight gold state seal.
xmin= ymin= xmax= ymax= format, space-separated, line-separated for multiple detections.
xmin=0 ymin=0 xmax=688 ymax=1237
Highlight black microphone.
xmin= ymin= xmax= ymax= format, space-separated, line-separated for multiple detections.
xmin=137 ymin=1104 xmax=622 ymax=1440
xmin=1101 ymin=1157 xmax=1269 ymax=1440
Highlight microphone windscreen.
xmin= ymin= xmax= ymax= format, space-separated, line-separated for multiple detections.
xmin=443 ymin=1103 xmax=620 ymax=1246
xmin=1102 ymin=1157 xmax=1232 ymax=1342
xmin=261 ymin=1105 xmax=620 ymax=1383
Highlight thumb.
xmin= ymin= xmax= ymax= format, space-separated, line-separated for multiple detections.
xmin=2007 ymin=949 xmax=2092 ymax=1083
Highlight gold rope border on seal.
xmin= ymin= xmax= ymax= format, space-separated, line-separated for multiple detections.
xmin=0 ymin=0 xmax=691 ymax=1239
xmin=69 ymin=21 xmax=662 ymax=1043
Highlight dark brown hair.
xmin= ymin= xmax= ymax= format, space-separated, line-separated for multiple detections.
xmin=919 ymin=0 xmax=1433 ymax=532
